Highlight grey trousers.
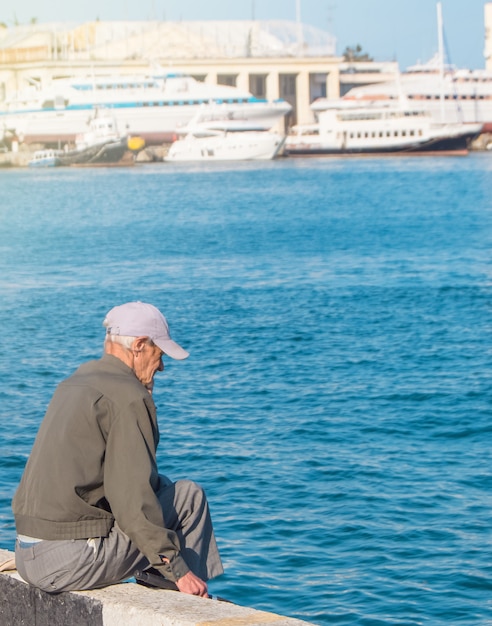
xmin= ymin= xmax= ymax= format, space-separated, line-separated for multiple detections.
xmin=15 ymin=477 xmax=224 ymax=593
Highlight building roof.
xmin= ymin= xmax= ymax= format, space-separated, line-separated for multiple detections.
xmin=0 ymin=20 xmax=336 ymax=60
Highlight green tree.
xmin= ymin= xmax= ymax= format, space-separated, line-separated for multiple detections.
xmin=343 ymin=44 xmax=373 ymax=62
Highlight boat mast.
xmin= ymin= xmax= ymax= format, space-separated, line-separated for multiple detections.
xmin=296 ymin=0 xmax=304 ymax=55
xmin=437 ymin=1 xmax=445 ymax=123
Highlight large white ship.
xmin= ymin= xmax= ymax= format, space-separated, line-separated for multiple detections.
xmin=286 ymin=100 xmax=482 ymax=156
xmin=0 ymin=70 xmax=292 ymax=146
xmin=312 ymin=59 xmax=492 ymax=133
xmin=313 ymin=3 xmax=492 ymax=133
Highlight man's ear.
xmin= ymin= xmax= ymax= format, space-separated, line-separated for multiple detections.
xmin=132 ymin=336 xmax=149 ymax=353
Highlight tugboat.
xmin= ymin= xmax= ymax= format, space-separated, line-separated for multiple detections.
xmin=57 ymin=112 xmax=130 ymax=166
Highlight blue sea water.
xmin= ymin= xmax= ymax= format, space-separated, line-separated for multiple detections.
xmin=0 ymin=155 xmax=491 ymax=625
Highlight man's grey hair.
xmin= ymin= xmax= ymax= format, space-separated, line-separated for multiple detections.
xmin=104 ymin=333 xmax=155 ymax=350
xmin=105 ymin=334 xmax=137 ymax=350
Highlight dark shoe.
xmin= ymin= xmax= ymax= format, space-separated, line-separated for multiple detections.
xmin=134 ymin=568 xmax=179 ymax=591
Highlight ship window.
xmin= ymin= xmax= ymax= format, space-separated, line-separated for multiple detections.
xmin=402 ymin=131 xmax=406 ymax=136
xmin=410 ymin=130 xmax=415 ymax=136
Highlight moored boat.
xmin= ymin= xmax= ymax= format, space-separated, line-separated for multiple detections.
xmin=313 ymin=2 xmax=492 ymax=133
xmin=165 ymin=109 xmax=286 ymax=162
xmin=28 ymin=149 xmax=64 ymax=167
xmin=285 ymin=101 xmax=482 ymax=156
xmin=165 ymin=128 xmax=285 ymax=162
xmin=312 ymin=63 xmax=492 ymax=134
xmin=0 ymin=69 xmax=291 ymax=147
xmin=57 ymin=113 xmax=132 ymax=166
xmin=27 ymin=112 xmax=136 ymax=166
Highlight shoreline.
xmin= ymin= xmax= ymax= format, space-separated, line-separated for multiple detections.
xmin=1 ymin=133 xmax=490 ymax=168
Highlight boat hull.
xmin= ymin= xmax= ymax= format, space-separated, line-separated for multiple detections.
xmin=1 ymin=102 xmax=290 ymax=147
xmin=285 ymin=131 xmax=478 ymax=156
xmin=58 ymin=138 xmax=128 ymax=166
xmin=165 ymin=132 xmax=286 ymax=162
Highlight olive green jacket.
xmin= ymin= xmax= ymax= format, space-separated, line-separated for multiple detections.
xmin=12 ymin=353 xmax=189 ymax=582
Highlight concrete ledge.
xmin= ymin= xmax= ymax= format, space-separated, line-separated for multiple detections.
xmin=0 ymin=549 xmax=315 ymax=626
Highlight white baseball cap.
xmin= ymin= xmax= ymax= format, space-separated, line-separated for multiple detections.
xmin=103 ymin=301 xmax=189 ymax=360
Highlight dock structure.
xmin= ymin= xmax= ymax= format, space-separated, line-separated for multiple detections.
xmin=0 ymin=549 xmax=315 ymax=626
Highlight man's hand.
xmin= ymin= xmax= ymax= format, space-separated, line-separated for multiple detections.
xmin=176 ymin=570 xmax=208 ymax=597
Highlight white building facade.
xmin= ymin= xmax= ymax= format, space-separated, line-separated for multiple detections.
xmin=0 ymin=20 xmax=341 ymax=128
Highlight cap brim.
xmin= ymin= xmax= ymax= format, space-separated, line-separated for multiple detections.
xmin=154 ymin=337 xmax=189 ymax=360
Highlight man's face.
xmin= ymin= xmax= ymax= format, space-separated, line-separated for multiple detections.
xmin=133 ymin=341 xmax=164 ymax=390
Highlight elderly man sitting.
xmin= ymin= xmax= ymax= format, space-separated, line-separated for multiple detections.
xmin=12 ymin=302 xmax=223 ymax=597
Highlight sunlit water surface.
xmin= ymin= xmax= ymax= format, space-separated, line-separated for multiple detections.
xmin=1 ymin=155 xmax=491 ymax=625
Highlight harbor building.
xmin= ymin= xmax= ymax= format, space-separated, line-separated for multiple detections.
xmin=2 ymin=9 xmax=491 ymax=153
xmin=0 ymin=20 xmax=341 ymax=130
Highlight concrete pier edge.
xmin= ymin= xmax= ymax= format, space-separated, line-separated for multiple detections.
xmin=0 ymin=549 xmax=315 ymax=626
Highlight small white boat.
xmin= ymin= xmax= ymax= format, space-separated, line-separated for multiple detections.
xmin=165 ymin=126 xmax=285 ymax=162
xmin=28 ymin=148 xmax=64 ymax=167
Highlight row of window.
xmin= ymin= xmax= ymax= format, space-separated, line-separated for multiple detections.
xmin=74 ymin=82 xmax=159 ymax=91
xmin=453 ymin=77 xmax=492 ymax=83
xmin=346 ymin=129 xmax=424 ymax=139
xmin=70 ymin=74 xmax=298 ymax=100
xmin=342 ymin=111 xmax=425 ymax=122
xmin=408 ymin=94 xmax=492 ymax=100
xmin=41 ymin=98 xmax=256 ymax=109
xmin=141 ymin=98 xmax=252 ymax=106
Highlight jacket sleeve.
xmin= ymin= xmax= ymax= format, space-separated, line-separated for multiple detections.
xmin=102 ymin=395 xmax=190 ymax=582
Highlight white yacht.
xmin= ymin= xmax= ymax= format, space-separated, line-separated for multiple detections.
xmin=285 ymin=100 xmax=482 ymax=156
xmin=313 ymin=3 xmax=492 ymax=132
xmin=165 ymin=128 xmax=285 ymax=162
xmin=165 ymin=112 xmax=286 ymax=162
xmin=1 ymin=70 xmax=291 ymax=146
xmin=313 ymin=61 xmax=492 ymax=132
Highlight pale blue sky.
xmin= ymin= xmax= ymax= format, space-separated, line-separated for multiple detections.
xmin=2 ymin=1 xmax=489 ymax=70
